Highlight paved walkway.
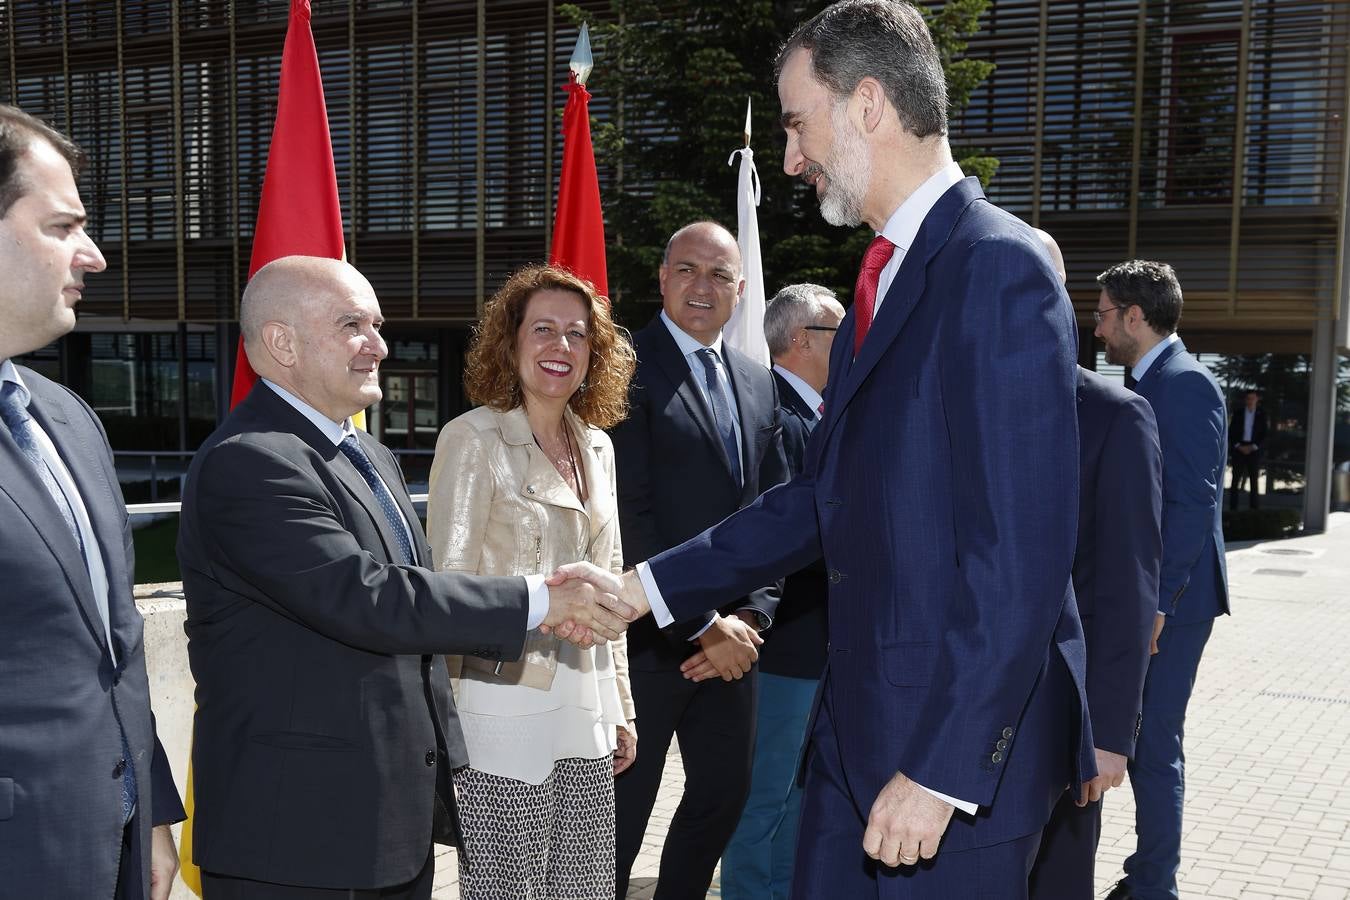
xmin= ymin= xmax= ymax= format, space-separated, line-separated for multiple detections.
xmin=432 ymin=513 xmax=1350 ymax=899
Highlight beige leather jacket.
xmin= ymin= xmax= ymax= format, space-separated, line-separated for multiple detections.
xmin=426 ymin=404 xmax=634 ymax=721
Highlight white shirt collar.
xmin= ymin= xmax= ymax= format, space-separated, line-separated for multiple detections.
xmin=772 ymin=364 xmax=823 ymax=418
xmin=1131 ymin=332 xmax=1180 ymax=383
xmin=877 ymin=161 xmax=967 ymax=255
xmin=261 ymin=378 xmax=355 ymax=446
xmin=0 ymin=359 xmax=29 ymax=406
xmin=660 ymin=309 xmax=725 ymax=359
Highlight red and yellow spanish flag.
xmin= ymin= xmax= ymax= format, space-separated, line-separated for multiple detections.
xmin=183 ymin=1 xmax=346 ymax=892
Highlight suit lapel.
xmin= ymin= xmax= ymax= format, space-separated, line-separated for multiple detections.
xmin=250 ymin=385 xmax=414 ymax=567
xmin=1132 ymin=338 xmax=1185 ymax=399
xmin=773 ymin=371 xmax=818 ymax=433
xmin=723 ymin=346 xmax=766 ymax=486
xmin=820 ymin=177 xmax=985 ymax=450
xmin=11 ymin=382 xmax=115 ymax=657
xmin=646 ymin=320 xmax=738 ymax=483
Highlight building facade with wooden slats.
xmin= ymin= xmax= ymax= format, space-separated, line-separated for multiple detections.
xmin=2 ymin=1 xmax=1347 ymax=495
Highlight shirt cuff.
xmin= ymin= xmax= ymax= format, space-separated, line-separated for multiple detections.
xmin=916 ymin=783 xmax=978 ymax=816
xmin=524 ymin=574 xmax=548 ymax=630
xmin=635 ymin=561 xmax=675 ymax=628
xmin=636 ymin=562 xmax=716 ymax=641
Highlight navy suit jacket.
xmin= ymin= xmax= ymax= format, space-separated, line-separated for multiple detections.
xmin=757 ymin=369 xmax=829 ymax=680
xmin=0 ymin=366 xmax=184 ymax=899
xmin=1075 ymin=368 xmax=1162 ymax=756
xmin=647 ymin=178 xmax=1094 ymax=850
xmin=611 ymin=317 xmax=788 ymax=669
xmin=1132 ymin=339 xmax=1229 ymax=623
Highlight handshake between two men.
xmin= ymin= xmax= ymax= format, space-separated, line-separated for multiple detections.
xmin=538 ymin=562 xmax=765 ymax=683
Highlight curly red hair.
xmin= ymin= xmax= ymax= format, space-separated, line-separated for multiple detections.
xmin=464 ymin=265 xmax=635 ymax=429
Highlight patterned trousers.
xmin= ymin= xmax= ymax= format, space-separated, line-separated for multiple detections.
xmin=455 ymin=756 xmax=616 ymax=900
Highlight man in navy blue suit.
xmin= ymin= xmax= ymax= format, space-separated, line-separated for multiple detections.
xmin=719 ymin=283 xmax=844 ymax=900
xmin=1027 ymin=234 xmax=1163 ymax=899
xmin=559 ymin=2 xmax=1093 ymax=895
xmin=1092 ymin=260 xmax=1229 ymax=900
xmin=0 ymin=104 xmax=185 ymax=900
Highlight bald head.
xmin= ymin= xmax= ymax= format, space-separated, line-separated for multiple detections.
xmin=241 ymin=255 xmax=388 ymax=422
xmin=1033 ymin=228 xmax=1067 ymax=285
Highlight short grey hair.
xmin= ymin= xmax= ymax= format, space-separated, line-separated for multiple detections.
xmin=765 ymin=283 xmax=837 ymax=357
xmin=777 ymin=0 xmax=948 ymax=138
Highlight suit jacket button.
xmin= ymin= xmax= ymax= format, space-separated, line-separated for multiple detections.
xmin=991 ymin=751 xmax=1004 ymax=764
xmin=827 ymin=570 xmax=842 ymax=584
xmin=1002 ymin=726 xmax=1014 ymax=740
xmin=425 ymin=750 xmax=437 ymax=767
xmin=996 ymin=739 xmax=1008 ymax=751
xmin=112 ymin=759 xmax=126 ymax=778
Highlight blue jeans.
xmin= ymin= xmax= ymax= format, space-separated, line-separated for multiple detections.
xmin=1123 ymin=617 xmax=1215 ymax=900
xmin=720 ymin=672 xmax=819 ymax=900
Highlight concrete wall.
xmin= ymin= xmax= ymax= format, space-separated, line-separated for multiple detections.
xmin=135 ymin=583 xmax=195 ymax=900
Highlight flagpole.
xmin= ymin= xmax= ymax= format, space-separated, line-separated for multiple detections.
xmin=723 ymin=96 xmax=771 ymax=367
xmin=549 ymin=23 xmax=609 ymax=300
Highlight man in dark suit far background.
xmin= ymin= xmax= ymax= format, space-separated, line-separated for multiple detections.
xmin=609 ymin=220 xmax=789 ymax=900
xmin=719 ymin=282 xmax=845 ymax=900
xmin=0 ymin=103 xmax=185 ymax=900
xmin=1028 ymin=231 xmax=1163 ymax=899
xmin=176 ymin=255 xmax=629 ymax=900
xmin=1229 ymin=389 xmax=1268 ymax=509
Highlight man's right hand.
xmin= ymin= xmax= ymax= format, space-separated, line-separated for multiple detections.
xmin=684 ymin=613 xmax=763 ymax=681
xmin=1151 ymin=612 xmax=1166 ymax=655
xmin=541 ymin=565 xmax=635 ymax=646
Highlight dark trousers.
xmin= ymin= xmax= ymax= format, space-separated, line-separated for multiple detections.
xmin=201 ymin=847 xmax=434 ymax=900
xmin=791 ymin=691 xmax=1042 ymax=899
xmin=614 ymin=665 xmax=758 ymax=900
xmin=1230 ymin=451 xmax=1261 ymax=509
xmin=1028 ymin=789 xmax=1102 ymax=900
xmin=1123 ymin=618 xmax=1214 ymax=900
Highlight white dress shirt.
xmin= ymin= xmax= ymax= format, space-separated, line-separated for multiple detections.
xmin=873 ymin=162 xmax=967 ymax=315
xmin=772 ymin=364 xmax=823 ymax=420
xmin=261 ymin=379 xmax=551 ymax=629
xmin=1242 ymin=408 xmax=1256 ymax=444
xmin=659 ymin=310 xmax=744 ymax=463
xmin=1130 ymin=332 xmax=1180 ymax=384
xmin=1 ymin=359 xmax=116 ymax=662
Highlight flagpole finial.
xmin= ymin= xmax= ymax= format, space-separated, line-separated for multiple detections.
xmin=571 ymin=23 xmax=594 ymax=87
xmin=744 ymin=97 xmax=752 ymax=147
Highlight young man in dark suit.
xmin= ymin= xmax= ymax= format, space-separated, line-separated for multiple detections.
xmin=720 ymin=283 xmax=844 ymax=900
xmin=1093 ymin=260 xmax=1230 ymax=900
xmin=608 ymin=221 xmax=789 ymax=899
xmin=1229 ymin=389 xmax=1268 ymax=509
xmin=177 ymin=255 xmax=630 ymax=899
xmin=0 ymin=104 xmax=186 ymax=900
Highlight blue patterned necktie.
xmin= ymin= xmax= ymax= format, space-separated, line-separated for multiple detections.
xmin=0 ymin=381 xmax=136 ymax=822
xmin=0 ymin=381 xmax=84 ymax=551
xmin=338 ymin=434 xmax=415 ymax=565
xmin=696 ymin=348 xmax=743 ymax=487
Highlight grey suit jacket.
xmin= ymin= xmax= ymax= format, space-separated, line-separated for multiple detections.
xmin=0 ymin=365 xmax=184 ymax=900
xmin=178 ymin=382 xmax=530 ymax=890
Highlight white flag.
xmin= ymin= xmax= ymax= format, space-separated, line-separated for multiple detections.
xmin=724 ymin=143 xmax=770 ymax=368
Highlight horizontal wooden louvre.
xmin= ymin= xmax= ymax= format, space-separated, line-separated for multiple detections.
xmin=2 ymin=1 xmax=1345 ymax=328
xmin=943 ymin=0 xmax=1350 ymax=325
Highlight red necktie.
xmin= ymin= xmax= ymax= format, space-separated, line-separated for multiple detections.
xmin=853 ymin=235 xmax=897 ymax=354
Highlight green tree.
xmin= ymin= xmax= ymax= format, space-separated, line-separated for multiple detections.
xmin=560 ymin=0 xmax=994 ymax=316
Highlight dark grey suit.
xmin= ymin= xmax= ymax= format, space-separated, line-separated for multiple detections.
xmin=0 ymin=364 xmax=185 ymax=900
xmin=178 ymin=382 xmax=530 ymax=893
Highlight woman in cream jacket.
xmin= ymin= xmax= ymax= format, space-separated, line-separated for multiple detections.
xmin=427 ymin=264 xmax=637 ymax=899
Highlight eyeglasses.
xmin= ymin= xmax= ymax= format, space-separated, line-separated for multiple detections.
xmin=803 ymin=325 xmax=839 ymax=333
xmin=1092 ymin=305 xmax=1130 ymax=325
